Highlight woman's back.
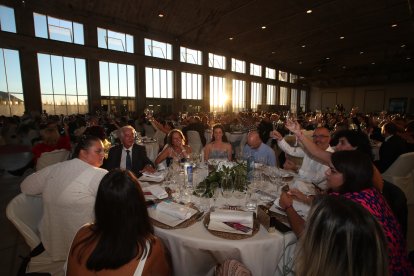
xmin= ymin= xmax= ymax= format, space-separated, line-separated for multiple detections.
xmin=67 ymin=225 xmax=171 ymax=276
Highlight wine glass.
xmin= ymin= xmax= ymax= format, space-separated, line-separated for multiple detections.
xmin=233 ymin=174 xmax=247 ymax=201
xmin=210 ymin=182 xmax=220 ymax=210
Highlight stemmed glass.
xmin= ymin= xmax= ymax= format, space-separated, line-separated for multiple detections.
xmin=233 ymin=174 xmax=247 ymax=201
xmin=194 ymin=182 xmax=207 ymax=210
xmin=210 ymin=182 xmax=220 ymax=210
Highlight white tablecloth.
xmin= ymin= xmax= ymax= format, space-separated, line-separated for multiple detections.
xmin=155 ymin=219 xmax=296 ymax=276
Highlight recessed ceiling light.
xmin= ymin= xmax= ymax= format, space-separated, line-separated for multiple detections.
xmin=340 ymin=36 xmax=345 ymax=40
xmin=371 ymin=62 xmax=376 ymax=65
xmin=391 ymin=24 xmax=398 ymax=28
xmin=301 ymin=45 xmax=306 ymax=48
xmin=360 ymin=51 xmax=364 ymax=54
xmin=229 ymin=37 xmax=234 ymax=40
xmin=326 ymin=57 xmax=330 ymax=60
xmin=261 ymin=26 xmax=267 ymax=29
xmin=299 ymin=61 xmax=303 ymax=64
xmin=306 ymin=9 xmax=312 ymax=14
xmin=158 ymin=13 xmax=164 ymax=18
xmin=407 ymin=57 xmax=411 ymax=60
xmin=318 ymin=68 xmax=322 ymax=72
xmin=342 ymin=66 xmax=346 ymax=69
xmin=271 ymin=51 xmax=275 ymax=54
xmin=401 ymin=44 xmax=406 ymax=48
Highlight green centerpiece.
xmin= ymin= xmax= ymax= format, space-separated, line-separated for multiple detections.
xmin=195 ymin=160 xmax=247 ymax=198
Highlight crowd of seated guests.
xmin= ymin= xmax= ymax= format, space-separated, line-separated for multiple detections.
xmin=3 ymin=105 xmax=414 ymax=274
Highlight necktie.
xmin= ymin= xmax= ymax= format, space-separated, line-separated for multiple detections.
xmin=126 ymin=150 xmax=132 ymax=170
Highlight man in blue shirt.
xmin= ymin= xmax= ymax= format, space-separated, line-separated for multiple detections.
xmin=243 ymin=130 xmax=276 ymax=166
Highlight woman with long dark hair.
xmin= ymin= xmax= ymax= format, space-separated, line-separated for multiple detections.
xmin=280 ymin=151 xmax=413 ymax=275
xmin=67 ymin=169 xmax=171 ymax=275
xmin=204 ymin=124 xmax=232 ymax=161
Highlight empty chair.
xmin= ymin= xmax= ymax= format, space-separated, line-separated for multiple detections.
xmin=36 ymin=149 xmax=71 ymax=171
xmin=382 ymin=152 xmax=414 ymax=252
xmin=187 ymin=130 xmax=203 ymax=154
xmin=6 ymin=193 xmax=65 ymax=275
xmin=382 ymin=152 xmax=414 ymax=182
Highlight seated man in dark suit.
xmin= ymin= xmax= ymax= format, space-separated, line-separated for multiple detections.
xmin=374 ymin=122 xmax=408 ymax=173
xmin=103 ymin=125 xmax=155 ymax=177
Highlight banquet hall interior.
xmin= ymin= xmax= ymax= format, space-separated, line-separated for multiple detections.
xmin=1 ymin=0 xmax=414 ymax=275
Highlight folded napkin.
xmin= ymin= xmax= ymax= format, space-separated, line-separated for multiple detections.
xmin=156 ymin=201 xmax=193 ymax=220
xmin=143 ymin=185 xmax=168 ymax=199
xmin=139 ymin=171 xmax=166 ymax=182
xmin=210 ymin=209 xmax=253 ymax=225
xmin=208 ymin=209 xmax=254 ymax=235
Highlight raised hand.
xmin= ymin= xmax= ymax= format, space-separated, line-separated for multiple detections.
xmin=285 ymin=120 xmax=301 ymax=135
xmin=270 ymin=130 xmax=283 ymax=141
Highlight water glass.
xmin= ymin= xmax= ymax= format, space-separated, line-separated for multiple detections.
xmin=245 ymin=180 xmax=258 ymax=211
xmin=221 ymin=175 xmax=233 ymax=200
xmin=233 ymin=174 xmax=247 ymax=200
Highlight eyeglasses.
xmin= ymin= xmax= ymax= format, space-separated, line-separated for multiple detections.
xmin=312 ymin=135 xmax=329 ymax=139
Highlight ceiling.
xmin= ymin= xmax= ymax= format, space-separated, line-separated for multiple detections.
xmin=38 ymin=0 xmax=414 ymax=86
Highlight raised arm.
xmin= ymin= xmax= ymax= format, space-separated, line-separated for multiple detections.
xmin=283 ymin=121 xmax=332 ymax=165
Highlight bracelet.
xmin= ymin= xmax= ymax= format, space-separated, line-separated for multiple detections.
xmin=284 ymin=205 xmax=293 ymax=211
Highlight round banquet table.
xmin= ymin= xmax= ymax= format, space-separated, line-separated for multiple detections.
xmin=154 ymin=217 xmax=296 ymax=276
xmin=150 ymin=165 xmax=299 ymax=276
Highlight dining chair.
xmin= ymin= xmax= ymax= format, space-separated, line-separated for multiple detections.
xmin=36 ymin=149 xmax=71 ymax=171
xmin=6 ymin=193 xmax=65 ymax=275
xmin=187 ymin=130 xmax=203 ymax=154
xmin=382 ymin=152 xmax=414 ymax=182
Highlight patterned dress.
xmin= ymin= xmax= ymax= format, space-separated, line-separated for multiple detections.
xmin=331 ymin=188 xmax=413 ymax=275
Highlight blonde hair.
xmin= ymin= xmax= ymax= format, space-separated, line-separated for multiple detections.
xmin=295 ymin=196 xmax=389 ymax=276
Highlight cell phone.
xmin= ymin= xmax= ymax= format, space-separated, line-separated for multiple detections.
xmin=223 ymin=222 xmax=252 ymax=233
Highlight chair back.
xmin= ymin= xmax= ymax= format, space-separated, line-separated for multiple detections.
xmin=382 ymin=152 xmax=414 ymax=181
xmin=36 ymin=149 xmax=70 ymax=171
xmin=187 ymin=130 xmax=203 ymax=154
xmin=6 ymin=193 xmax=43 ymax=250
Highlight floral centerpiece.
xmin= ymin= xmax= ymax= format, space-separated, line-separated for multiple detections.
xmin=196 ymin=160 xmax=247 ymax=198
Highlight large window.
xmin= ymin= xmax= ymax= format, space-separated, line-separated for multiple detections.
xmin=181 ymin=72 xmax=202 ymax=100
xmin=250 ymin=63 xmax=262 ymax=77
xmin=145 ymin=67 xmax=173 ymax=98
xmin=180 ymin=47 xmax=202 ymax=65
xmin=38 ymin=53 xmax=88 ymax=115
xmin=144 ymin=38 xmax=172 ymax=60
xmin=278 ymin=70 xmax=288 ymax=82
xmin=279 ymin=86 xmax=288 ymax=105
xmin=266 ymin=84 xmax=276 ymax=105
xmin=265 ymin=67 xmax=276 ymax=79
xmin=34 ymin=13 xmax=84 ymax=45
xmin=250 ymin=82 xmax=262 ymax=111
xmin=208 ymin=53 xmax=226 ymax=70
xmin=290 ymin=74 xmax=298 ymax=84
xmin=232 ymin=79 xmax=246 ymax=112
xmin=300 ymin=90 xmax=307 ymax=112
xmin=99 ymin=61 xmax=135 ymax=98
xmin=97 ymin=28 xmax=133 ymax=53
xmin=0 ymin=5 xmax=16 ymax=33
xmin=0 ymin=48 xmax=24 ymax=116
xmin=231 ymin=58 xmax=246 ymax=74
xmin=290 ymin=89 xmax=297 ymax=113
xmin=210 ymin=76 xmax=226 ymax=112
